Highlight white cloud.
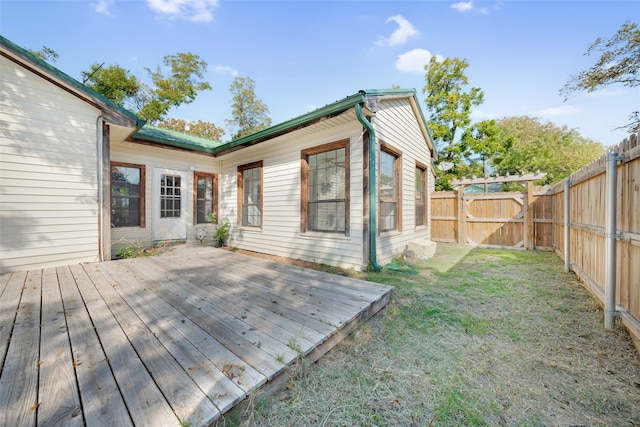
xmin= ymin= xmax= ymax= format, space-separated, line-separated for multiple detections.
xmin=395 ymin=49 xmax=443 ymax=74
xmin=531 ymin=105 xmax=582 ymax=117
xmin=93 ymin=0 xmax=114 ymax=16
xmin=146 ymin=0 xmax=219 ymax=22
xmin=586 ymin=88 xmax=627 ymax=98
xmin=215 ymin=66 xmax=239 ymax=77
xmin=375 ymin=15 xmax=420 ymax=47
xmin=451 ymin=1 xmax=502 ymax=14
xmin=451 ymin=1 xmax=473 ymax=12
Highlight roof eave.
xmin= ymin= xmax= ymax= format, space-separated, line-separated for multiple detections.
xmin=212 ymin=91 xmax=367 ymax=156
xmin=0 ymin=35 xmax=140 ymax=129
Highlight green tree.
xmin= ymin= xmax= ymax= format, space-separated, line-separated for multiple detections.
xmin=561 ymin=21 xmax=639 ymax=133
xmin=225 ymin=77 xmax=272 ymax=140
xmin=461 ymin=119 xmax=502 ymax=191
xmin=139 ymin=52 xmax=211 ymax=123
xmin=82 ymin=64 xmax=140 ymax=106
xmin=492 ymin=116 xmax=604 ymax=186
xmin=83 ymin=52 xmax=211 ymax=123
xmin=423 ymin=57 xmax=485 ymax=189
xmin=158 ymin=118 xmax=225 ymax=140
xmin=423 ymin=57 xmax=485 ymax=149
xmin=28 ymin=46 xmax=59 ymax=63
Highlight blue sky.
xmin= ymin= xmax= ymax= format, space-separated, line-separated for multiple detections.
xmin=2 ymin=0 xmax=638 ymax=146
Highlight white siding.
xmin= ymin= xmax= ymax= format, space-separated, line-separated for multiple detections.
xmin=219 ymin=120 xmax=367 ymax=270
xmin=110 ymin=141 xmax=220 ymax=256
xmin=373 ymin=98 xmax=434 ymax=265
xmin=0 ymin=56 xmax=102 ymax=273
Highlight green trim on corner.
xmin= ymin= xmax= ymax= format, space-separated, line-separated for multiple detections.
xmin=131 ymin=125 xmax=223 ymax=154
xmin=1 ymin=35 xmax=140 ymax=125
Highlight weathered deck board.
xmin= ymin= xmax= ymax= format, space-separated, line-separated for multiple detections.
xmin=38 ymin=267 xmax=83 ymax=427
xmin=0 ymin=270 xmax=39 ymax=427
xmin=0 ymin=272 xmax=26 ymax=376
xmin=0 ymin=245 xmax=393 ymax=426
xmin=56 ymin=265 xmax=132 ymax=427
xmin=194 ymin=250 xmax=377 ymax=312
xmin=139 ymin=256 xmax=308 ymax=358
xmin=84 ymin=263 xmax=220 ymax=427
xmin=0 ymin=271 xmax=11 ymax=297
xmin=128 ymin=257 xmax=287 ymax=379
xmin=72 ymin=264 xmax=179 ymax=427
xmin=95 ymin=261 xmax=246 ymax=414
xmin=102 ymin=260 xmax=267 ymax=396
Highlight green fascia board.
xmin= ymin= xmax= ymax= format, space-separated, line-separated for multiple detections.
xmin=131 ymin=124 xmax=223 ymax=153
xmin=212 ymin=88 xmax=436 ymax=157
xmin=212 ymin=91 xmax=369 ymax=155
xmin=0 ymin=35 xmax=140 ymax=126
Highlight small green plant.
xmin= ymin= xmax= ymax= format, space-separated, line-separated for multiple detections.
xmin=275 ymin=354 xmax=285 ymax=364
xmin=115 ymin=238 xmax=163 ymax=259
xmin=287 ymin=338 xmax=302 ymax=355
xmin=117 ymin=245 xmax=138 ymax=259
xmin=210 ymin=213 xmax=231 ymax=247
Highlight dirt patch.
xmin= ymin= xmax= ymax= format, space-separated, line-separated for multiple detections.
xmin=215 ymin=244 xmax=640 ymax=427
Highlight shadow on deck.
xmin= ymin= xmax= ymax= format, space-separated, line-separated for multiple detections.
xmin=0 ymin=246 xmax=392 ymax=426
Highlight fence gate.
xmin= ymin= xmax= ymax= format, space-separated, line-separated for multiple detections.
xmin=432 ymin=172 xmax=547 ymax=249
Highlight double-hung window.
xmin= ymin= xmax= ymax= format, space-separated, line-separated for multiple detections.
xmin=238 ymin=161 xmax=263 ymax=227
xmin=111 ymin=163 xmax=145 ymax=228
xmin=301 ymin=140 xmax=349 ymax=234
xmin=415 ymin=163 xmax=428 ymax=227
xmin=194 ymin=172 xmax=217 ymax=224
xmin=379 ymin=144 xmax=402 ymax=232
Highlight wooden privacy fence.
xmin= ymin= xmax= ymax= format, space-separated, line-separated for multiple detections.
xmin=431 ymin=132 xmax=640 ymax=344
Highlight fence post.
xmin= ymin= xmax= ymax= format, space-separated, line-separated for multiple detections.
xmin=526 ymin=181 xmax=534 ymax=250
xmin=564 ymin=179 xmax=570 ymax=273
xmin=457 ymin=186 xmax=465 ymax=244
xmin=605 ymin=151 xmax=620 ymax=329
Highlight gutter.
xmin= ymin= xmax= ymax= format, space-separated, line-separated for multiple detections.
xmin=355 ymin=101 xmax=383 ymax=272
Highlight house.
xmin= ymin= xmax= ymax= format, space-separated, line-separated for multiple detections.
xmin=1 ymin=36 xmax=436 ymax=274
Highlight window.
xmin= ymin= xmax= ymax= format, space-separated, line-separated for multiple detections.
xmin=111 ymin=163 xmax=145 ymax=228
xmin=301 ymin=140 xmax=349 ymax=234
xmin=415 ymin=162 xmax=428 ymax=227
xmin=238 ymin=161 xmax=263 ymax=227
xmin=194 ymin=172 xmax=217 ymax=224
xmin=379 ymin=144 xmax=402 ymax=232
xmin=160 ymin=174 xmax=182 ymax=218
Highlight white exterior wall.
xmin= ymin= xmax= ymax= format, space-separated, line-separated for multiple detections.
xmin=110 ymin=141 xmax=220 ymax=256
xmin=0 ymin=56 xmax=103 ymax=273
xmin=373 ymin=98 xmax=433 ymax=266
xmin=219 ymin=121 xmax=367 ymax=270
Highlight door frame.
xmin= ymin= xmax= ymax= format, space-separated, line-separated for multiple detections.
xmin=152 ymin=167 xmax=188 ymax=243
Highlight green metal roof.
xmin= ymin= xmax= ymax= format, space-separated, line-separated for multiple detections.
xmin=211 ymin=88 xmax=435 ymax=157
xmin=0 ymin=35 xmax=140 ymax=126
xmin=130 ymin=124 xmax=223 ymax=154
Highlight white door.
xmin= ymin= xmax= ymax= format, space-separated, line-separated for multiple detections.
xmin=153 ymin=168 xmax=187 ymax=242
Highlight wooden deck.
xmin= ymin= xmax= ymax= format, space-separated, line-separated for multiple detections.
xmin=0 ymin=246 xmax=392 ymax=426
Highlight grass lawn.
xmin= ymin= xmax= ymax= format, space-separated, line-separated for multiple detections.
xmin=216 ymin=244 xmax=640 ymax=426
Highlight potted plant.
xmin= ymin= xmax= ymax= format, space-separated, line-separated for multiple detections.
xmin=210 ymin=213 xmax=230 ymax=247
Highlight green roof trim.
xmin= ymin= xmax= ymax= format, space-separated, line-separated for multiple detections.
xmin=211 ymin=88 xmax=435 ymax=156
xmin=211 ymin=91 xmax=368 ymax=155
xmin=0 ymin=35 xmax=140 ymax=126
xmin=131 ymin=124 xmax=224 ymax=153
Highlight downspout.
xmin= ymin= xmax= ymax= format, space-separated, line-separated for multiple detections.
xmin=96 ymin=114 xmax=104 ymax=262
xmin=355 ymin=102 xmax=383 ymax=271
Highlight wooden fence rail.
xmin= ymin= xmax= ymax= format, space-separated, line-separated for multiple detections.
xmin=431 ymin=132 xmax=640 ymax=346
